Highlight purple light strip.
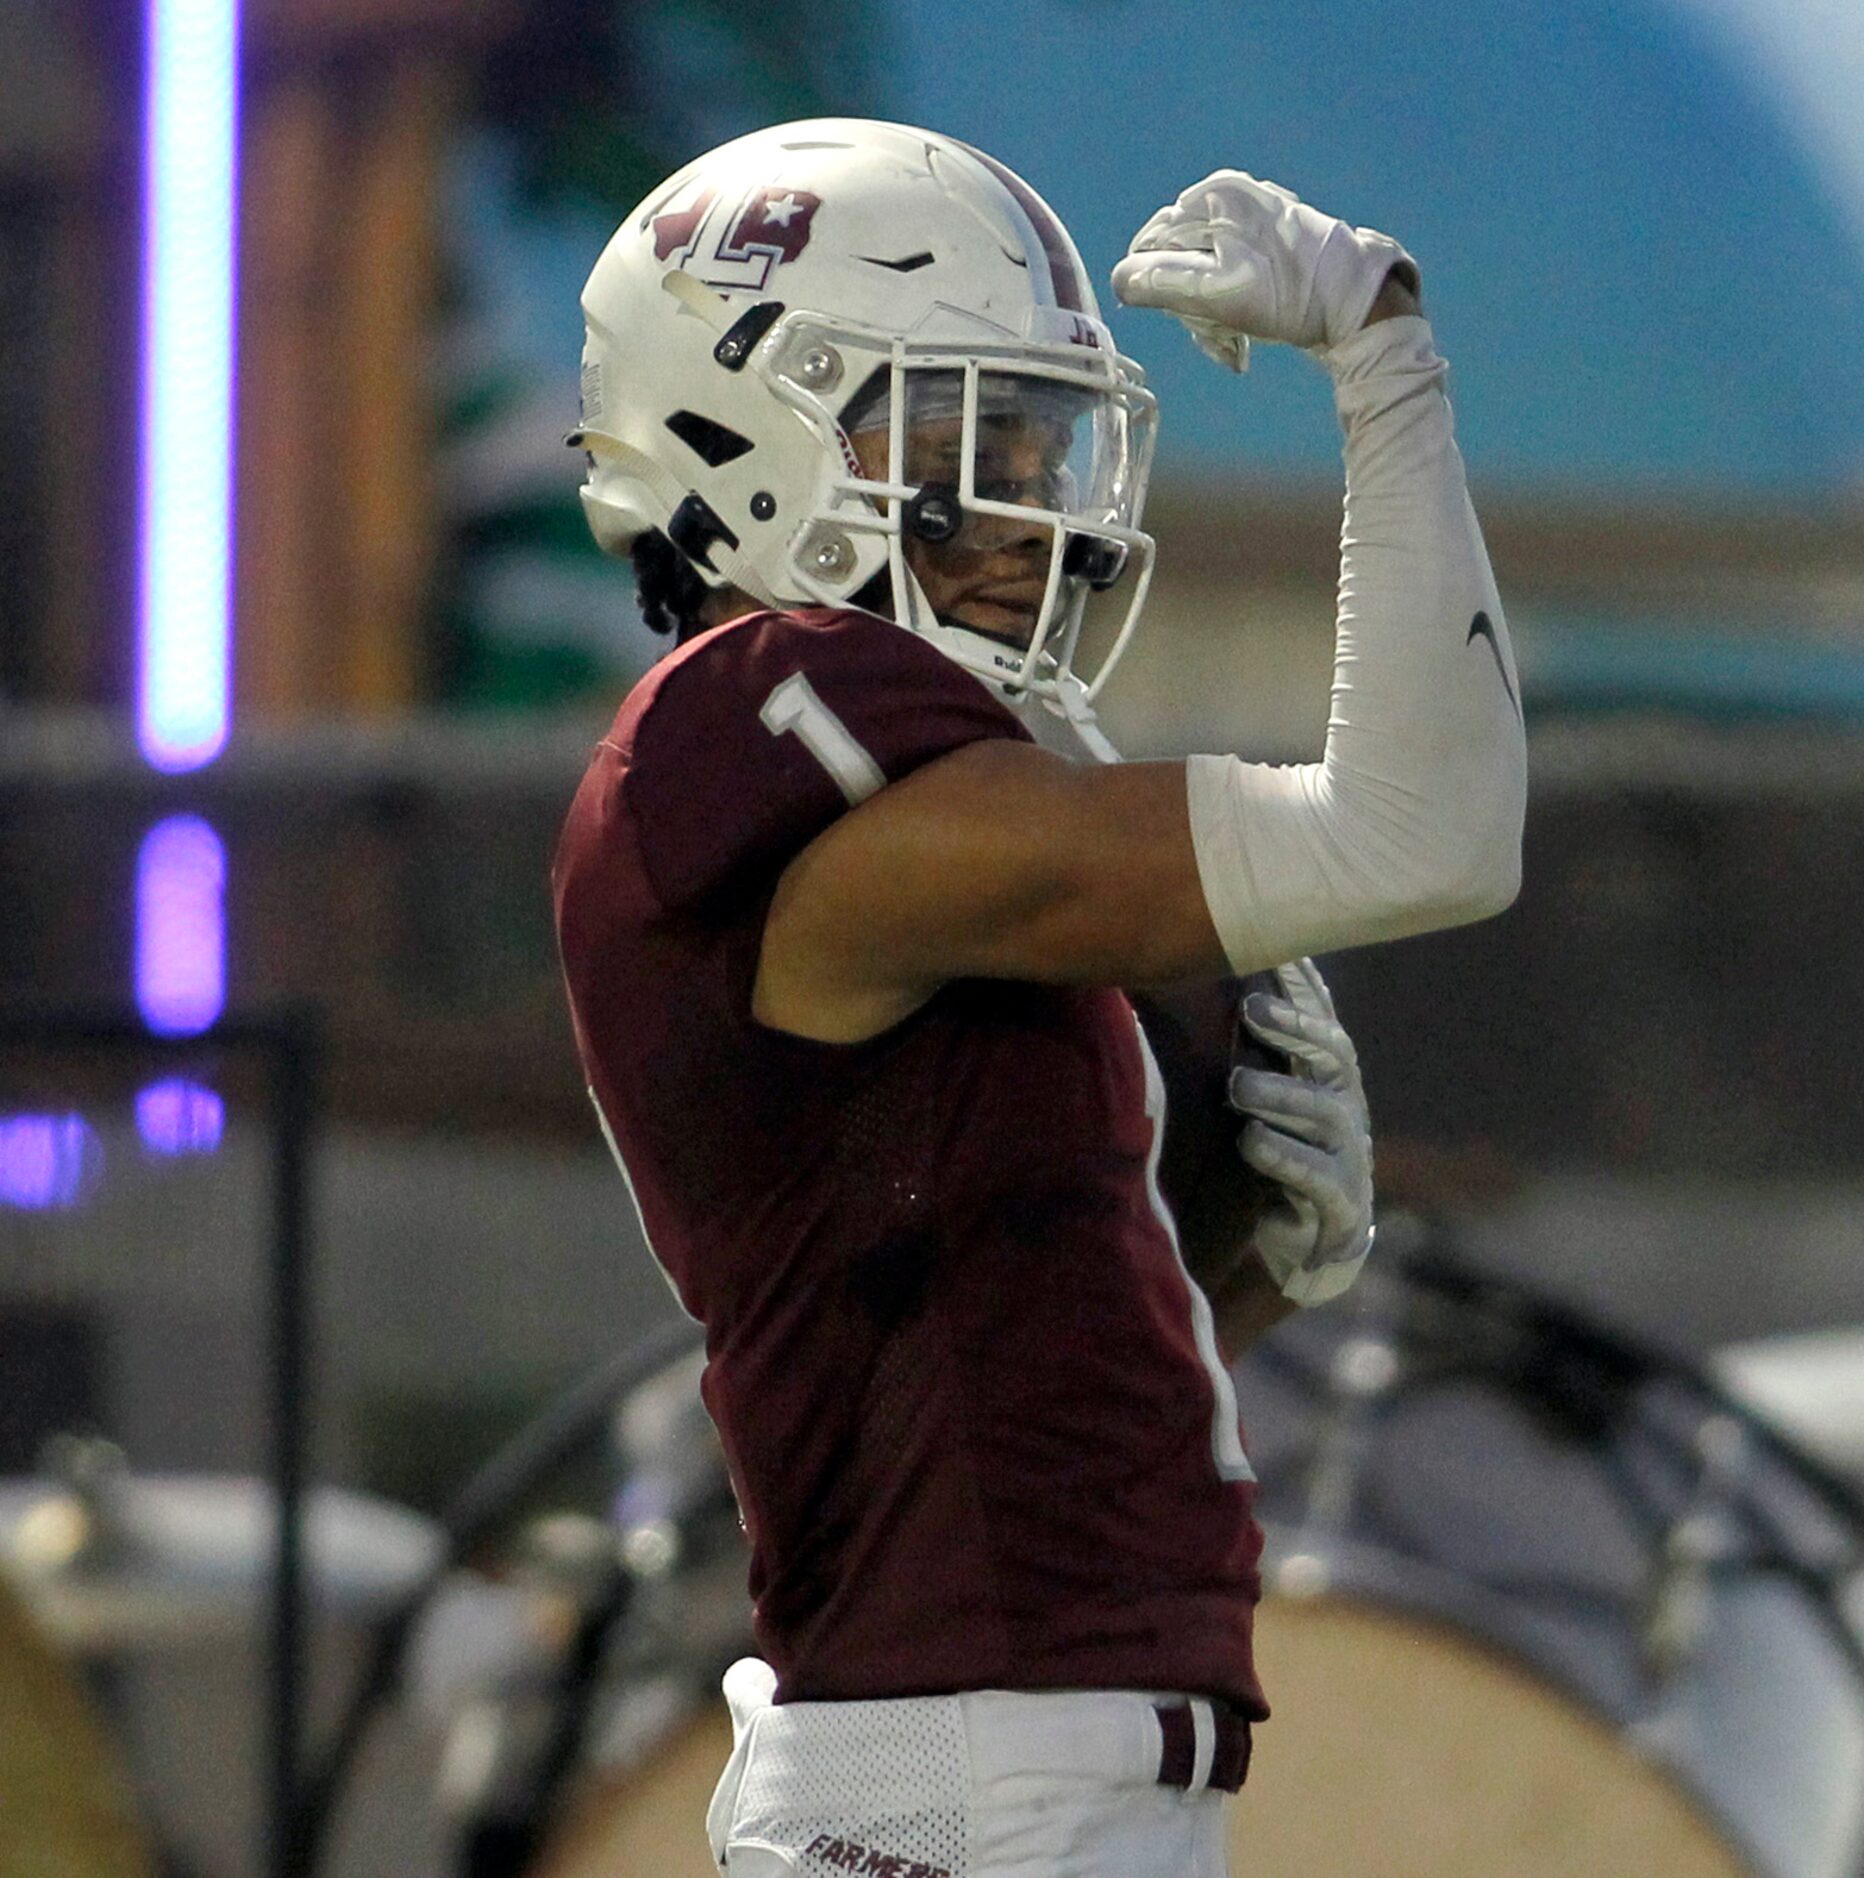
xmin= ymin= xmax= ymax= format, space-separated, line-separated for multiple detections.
xmin=136 ymin=815 xmax=227 ymax=1036
xmin=137 ymin=0 xmax=240 ymax=772
xmin=0 ymin=1115 xmax=102 ymax=1211
xmin=137 ymin=1077 xmax=226 ymax=1155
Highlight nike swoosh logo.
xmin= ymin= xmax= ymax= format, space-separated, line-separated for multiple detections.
xmin=1468 ymin=610 xmax=1522 ymax=722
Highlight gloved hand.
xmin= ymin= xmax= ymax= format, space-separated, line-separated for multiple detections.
xmin=1111 ymin=171 xmax=1418 ymax=370
xmin=1228 ymin=957 xmax=1374 ymax=1306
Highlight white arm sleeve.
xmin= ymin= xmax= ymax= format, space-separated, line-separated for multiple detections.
xmin=1186 ymin=315 xmax=1527 ymax=974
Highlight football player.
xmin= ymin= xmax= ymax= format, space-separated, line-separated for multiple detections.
xmin=554 ymin=119 xmax=1524 ymax=1878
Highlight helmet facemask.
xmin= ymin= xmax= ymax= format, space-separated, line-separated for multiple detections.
xmin=760 ymin=320 xmax=1157 ymax=708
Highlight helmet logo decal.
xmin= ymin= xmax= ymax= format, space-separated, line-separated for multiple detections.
xmin=652 ymin=182 xmax=823 ymax=291
xmin=650 ymin=188 xmax=718 ymax=262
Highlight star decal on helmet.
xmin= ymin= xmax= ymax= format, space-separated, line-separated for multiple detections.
xmin=651 ymin=181 xmax=823 ymax=291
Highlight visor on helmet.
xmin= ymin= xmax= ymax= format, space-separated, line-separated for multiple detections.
xmin=828 ymin=363 xmax=1153 ymax=693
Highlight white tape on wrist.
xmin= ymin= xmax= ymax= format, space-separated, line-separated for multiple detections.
xmin=1257 ymin=1229 xmax=1373 ymax=1307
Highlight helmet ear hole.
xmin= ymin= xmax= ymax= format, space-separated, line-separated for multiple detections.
xmin=668 ymin=494 xmax=741 ymax=576
xmin=665 ymin=410 xmax=755 ymax=468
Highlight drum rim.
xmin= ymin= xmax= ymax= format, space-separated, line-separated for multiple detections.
xmin=1398 ymin=1251 xmax=1864 ymax=1534
xmin=1249 ymin=1248 xmax=1864 ymax=1878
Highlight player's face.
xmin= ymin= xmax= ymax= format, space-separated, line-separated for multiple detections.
xmin=851 ymin=409 xmax=1070 ymax=649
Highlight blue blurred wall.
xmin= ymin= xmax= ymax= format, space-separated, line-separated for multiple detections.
xmin=886 ymin=0 xmax=1864 ymax=493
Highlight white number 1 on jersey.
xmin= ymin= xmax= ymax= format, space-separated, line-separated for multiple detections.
xmin=760 ymin=673 xmax=885 ymax=807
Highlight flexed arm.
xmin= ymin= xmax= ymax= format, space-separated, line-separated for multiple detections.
xmin=1115 ymin=173 xmax=1527 ymax=972
xmin=754 ymin=176 xmax=1524 ymax=1043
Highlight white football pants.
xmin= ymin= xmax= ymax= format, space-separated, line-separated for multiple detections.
xmin=707 ymin=1658 xmax=1233 ymax=1878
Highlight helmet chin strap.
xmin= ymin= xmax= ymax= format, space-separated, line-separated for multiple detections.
xmin=1049 ymin=673 xmax=1122 ymax=764
xmin=999 ymin=671 xmax=1122 ymax=764
xmin=906 ymin=568 xmax=1123 ymax=765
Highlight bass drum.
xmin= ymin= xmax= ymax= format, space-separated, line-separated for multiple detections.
xmin=1237 ymin=1252 xmax=1864 ymax=1878
xmin=532 ymin=1254 xmax=1864 ymax=1878
xmin=1241 ymin=1593 xmax=1747 ymax=1876
xmin=527 ymin=1655 xmax=1744 ymax=1878
xmin=527 ymin=1701 xmax=733 ymax=1878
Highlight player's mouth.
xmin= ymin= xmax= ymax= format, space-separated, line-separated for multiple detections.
xmin=952 ymin=583 xmax=1046 ymax=647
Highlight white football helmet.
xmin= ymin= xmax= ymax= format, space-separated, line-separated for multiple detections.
xmin=572 ymin=118 xmax=1156 ymax=721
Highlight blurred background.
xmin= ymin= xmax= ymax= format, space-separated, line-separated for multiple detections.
xmin=2 ymin=1 xmax=1862 ymax=1875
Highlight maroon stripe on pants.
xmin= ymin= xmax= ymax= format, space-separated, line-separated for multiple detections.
xmin=1210 ymin=1711 xmax=1252 ymax=1793
xmin=1155 ymin=1703 xmax=1196 ymax=1788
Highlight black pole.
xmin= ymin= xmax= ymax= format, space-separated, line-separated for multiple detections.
xmin=0 ymin=1004 xmax=329 ymax=1878
xmin=288 ymin=1315 xmax=703 ymax=1876
xmin=267 ymin=1009 xmax=319 ymax=1878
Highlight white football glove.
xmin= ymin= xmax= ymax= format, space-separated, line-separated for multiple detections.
xmin=1229 ymin=958 xmax=1374 ymax=1306
xmin=1111 ymin=171 xmax=1417 ymax=371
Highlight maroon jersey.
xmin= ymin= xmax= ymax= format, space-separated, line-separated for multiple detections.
xmin=553 ymin=607 xmax=1266 ymax=1713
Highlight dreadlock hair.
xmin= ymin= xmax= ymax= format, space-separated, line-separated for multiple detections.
xmin=629 ymin=529 xmax=714 ymax=643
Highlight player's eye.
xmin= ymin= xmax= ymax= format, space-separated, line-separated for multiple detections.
xmin=912 ymin=448 xmax=963 ymax=480
xmin=975 ymin=476 xmax=1037 ymax=505
xmin=976 ymin=465 xmax=1065 ymax=507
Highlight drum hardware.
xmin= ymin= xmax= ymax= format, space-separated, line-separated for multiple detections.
xmin=283 ymin=1316 xmax=703 ymax=1878
xmin=516 ymin=1513 xmax=632 ymax=1613
xmin=1245 ymin=1244 xmax=1864 ymax=1878
xmin=620 ymin=1519 xmax=681 ymax=1579
xmin=612 ymin=1344 xmax=743 ymax=1575
xmin=1637 ymin=1507 xmax=1723 ymax=1686
xmin=14 ymin=1433 xmax=135 ymax=1573
xmin=8 ymin=1432 xmax=145 ymax=1644
xmin=1638 ymin=1415 xmax=1749 ymax=1684
xmin=1 ymin=1456 xmax=441 ymax=1657
xmin=422 ymin=1510 xmax=642 ymax=1847
xmin=453 ymin=1538 xmax=640 ymax=1878
xmin=445 ymin=1353 xmax=748 ymax=1877
xmin=424 ymin=1559 xmax=716 ymax=1871
xmin=1274 ymin=1329 xmax=1404 ymax=1601
xmin=422 ymin=1511 xmax=639 ymax=1847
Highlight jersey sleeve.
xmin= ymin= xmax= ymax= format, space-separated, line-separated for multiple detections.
xmin=621 ymin=608 xmax=1030 ymax=911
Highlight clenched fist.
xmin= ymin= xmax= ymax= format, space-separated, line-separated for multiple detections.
xmin=1112 ymin=171 xmax=1419 ymax=370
